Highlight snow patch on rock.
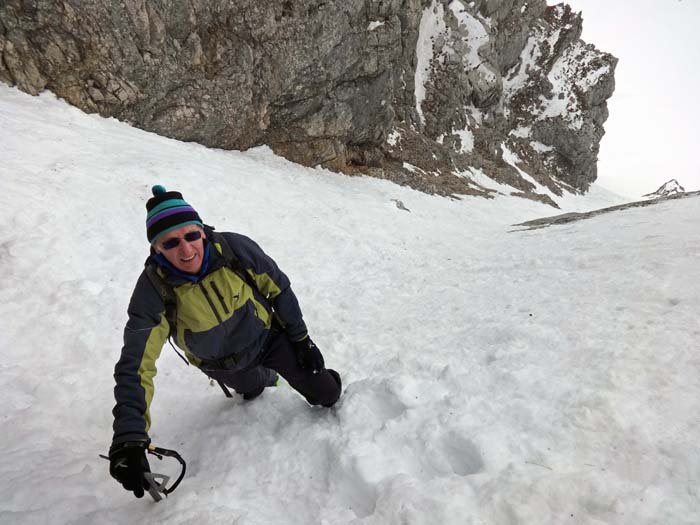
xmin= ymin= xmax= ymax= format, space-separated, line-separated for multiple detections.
xmin=415 ymin=2 xmax=447 ymax=126
xmin=448 ymin=0 xmax=490 ymax=68
xmin=387 ymin=129 xmax=401 ymax=147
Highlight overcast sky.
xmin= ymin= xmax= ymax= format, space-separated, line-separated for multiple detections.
xmin=561 ymin=0 xmax=700 ymax=197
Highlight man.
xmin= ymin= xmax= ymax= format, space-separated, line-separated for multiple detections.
xmin=109 ymin=185 xmax=341 ymax=498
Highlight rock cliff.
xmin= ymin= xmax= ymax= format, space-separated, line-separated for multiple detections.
xmin=0 ymin=0 xmax=616 ymax=205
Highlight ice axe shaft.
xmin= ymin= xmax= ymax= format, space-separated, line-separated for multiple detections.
xmin=143 ymin=472 xmax=170 ymax=502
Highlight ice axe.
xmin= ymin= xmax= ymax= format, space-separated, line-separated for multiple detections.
xmin=100 ymin=444 xmax=186 ymax=502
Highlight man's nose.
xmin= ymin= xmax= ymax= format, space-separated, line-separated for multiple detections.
xmin=179 ymin=240 xmax=196 ymax=254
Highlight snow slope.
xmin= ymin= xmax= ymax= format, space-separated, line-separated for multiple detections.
xmin=1 ymin=86 xmax=698 ymax=524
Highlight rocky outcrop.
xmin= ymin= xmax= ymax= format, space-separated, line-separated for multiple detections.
xmin=0 ymin=0 xmax=616 ymax=205
xmin=642 ymin=179 xmax=685 ymax=199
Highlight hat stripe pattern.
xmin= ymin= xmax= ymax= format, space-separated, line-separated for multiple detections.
xmin=149 ymin=220 xmax=203 ymax=244
xmin=146 ymin=205 xmax=197 ymax=228
xmin=147 ymin=198 xmax=190 ymax=218
xmin=145 ymin=186 xmax=203 ymax=244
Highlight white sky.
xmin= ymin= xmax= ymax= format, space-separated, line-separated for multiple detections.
xmin=562 ymin=0 xmax=700 ymax=197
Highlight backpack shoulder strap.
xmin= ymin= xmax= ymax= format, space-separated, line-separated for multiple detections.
xmin=144 ymin=262 xmax=177 ymax=336
xmin=143 ymin=262 xmax=191 ymax=366
xmin=210 ymin=231 xmax=264 ymax=296
xmin=144 ymin=263 xmax=175 ymax=320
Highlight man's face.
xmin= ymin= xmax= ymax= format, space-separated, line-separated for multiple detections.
xmin=154 ymin=224 xmax=206 ymax=274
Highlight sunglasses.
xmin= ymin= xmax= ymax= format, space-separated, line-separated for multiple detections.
xmin=160 ymin=230 xmax=202 ymax=250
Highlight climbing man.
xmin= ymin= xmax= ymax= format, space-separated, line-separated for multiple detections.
xmin=108 ymin=185 xmax=342 ymax=498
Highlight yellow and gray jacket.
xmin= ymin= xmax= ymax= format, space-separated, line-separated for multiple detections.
xmin=112 ymin=231 xmax=307 ymax=444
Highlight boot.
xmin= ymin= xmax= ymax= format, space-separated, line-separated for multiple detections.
xmin=242 ymin=369 xmax=279 ymax=401
xmin=322 ymin=369 xmax=342 ymax=407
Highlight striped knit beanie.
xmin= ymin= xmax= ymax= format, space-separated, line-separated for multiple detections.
xmin=146 ymin=185 xmax=203 ymax=244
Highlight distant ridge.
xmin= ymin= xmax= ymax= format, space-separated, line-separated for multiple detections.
xmin=512 ymin=190 xmax=700 ymax=231
xmin=642 ymin=179 xmax=685 ymax=199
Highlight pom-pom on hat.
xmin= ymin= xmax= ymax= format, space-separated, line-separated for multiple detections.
xmin=146 ymin=185 xmax=203 ymax=244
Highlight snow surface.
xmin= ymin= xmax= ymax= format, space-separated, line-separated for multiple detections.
xmin=1 ymin=85 xmax=698 ymax=524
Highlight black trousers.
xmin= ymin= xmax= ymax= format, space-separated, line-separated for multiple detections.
xmin=203 ymin=329 xmax=341 ymax=407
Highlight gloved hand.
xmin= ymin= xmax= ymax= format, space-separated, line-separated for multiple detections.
xmin=292 ymin=336 xmax=325 ymax=374
xmin=109 ymin=440 xmax=151 ymax=498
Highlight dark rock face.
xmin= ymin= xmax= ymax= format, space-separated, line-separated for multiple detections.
xmin=0 ymin=0 xmax=397 ymax=161
xmin=0 ymin=0 xmax=616 ymax=204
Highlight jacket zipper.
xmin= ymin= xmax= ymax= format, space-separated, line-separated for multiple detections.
xmin=210 ymin=282 xmax=230 ymax=314
xmin=199 ymin=282 xmax=223 ymax=324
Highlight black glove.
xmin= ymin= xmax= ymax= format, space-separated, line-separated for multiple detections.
xmin=292 ymin=336 xmax=325 ymax=374
xmin=109 ymin=440 xmax=151 ymax=498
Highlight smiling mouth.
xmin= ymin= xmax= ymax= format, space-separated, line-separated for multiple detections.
xmin=181 ymin=253 xmax=197 ymax=262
